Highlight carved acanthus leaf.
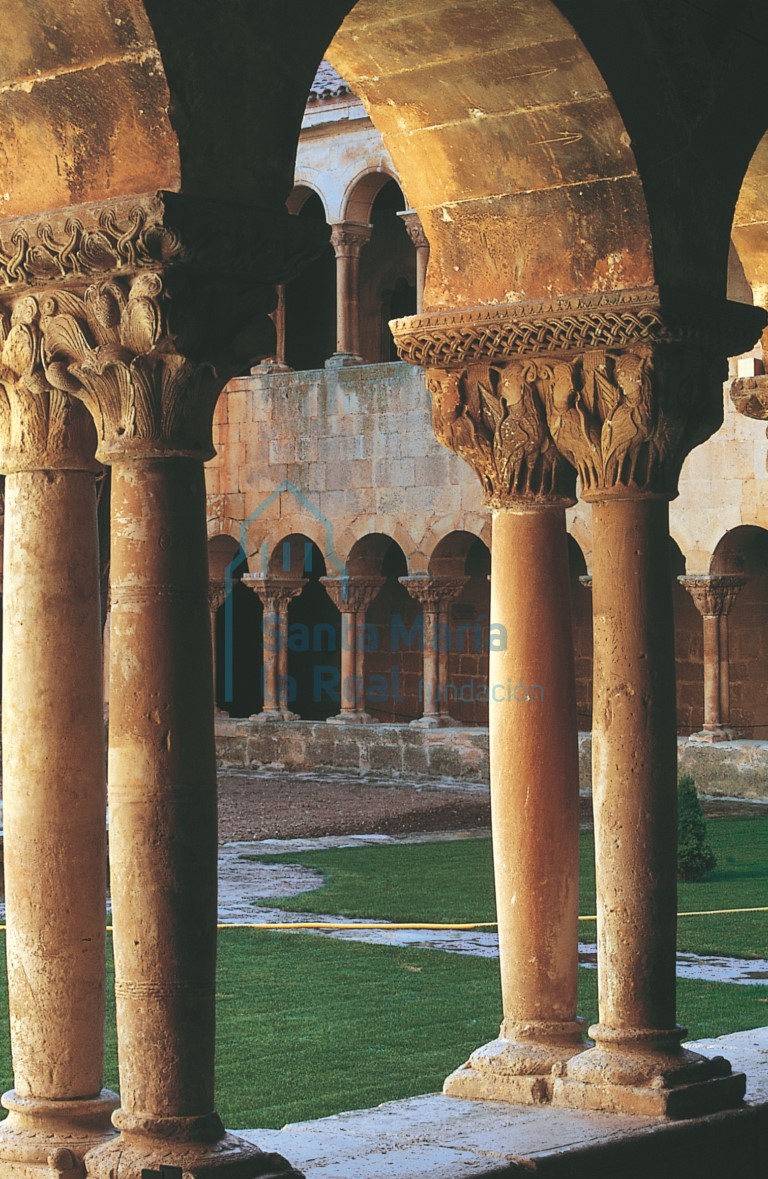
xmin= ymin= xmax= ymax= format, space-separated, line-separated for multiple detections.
xmin=398 ymin=575 xmax=469 ymax=609
xmin=678 ymin=575 xmax=746 ymax=618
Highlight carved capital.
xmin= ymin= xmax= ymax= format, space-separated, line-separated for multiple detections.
xmin=208 ymin=580 xmax=227 ymax=614
xmin=426 ymin=363 xmax=576 ymax=508
xmin=399 ymin=574 xmax=469 ymax=609
xmin=678 ymin=574 xmax=746 ymax=618
xmin=329 ymin=222 xmax=372 ymax=260
xmin=0 ymin=192 xmax=330 ymax=464
xmin=242 ymin=573 xmax=306 ymax=612
xmin=396 ymin=291 xmax=767 ymax=501
xmin=398 ymin=211 xmax=429 ymax=252
xmin=730 ymin=373 xmax=768 ymax=421
xmin=0 ymin=300 xmax=98 ymax=472
xmin=320 ymin=575 xmax=385 ymax=614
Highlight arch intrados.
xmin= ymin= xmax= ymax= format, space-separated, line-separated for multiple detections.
xmin=711 ymin=526 xmax=768 ymax=576
xmin=428 ymin=529 xmax=485 ymax=575
xmin=268 ymin=533 xmax=327 ymax=577
xmin=347 ymin=532 xmax=406 ymax=577
xmin=208 ymin=534 xmax=243 ymax=580
xmin=342 ymin=168 xmax=400 ymax=225
xmin=287 ymin=182 xmax=329 ymax=219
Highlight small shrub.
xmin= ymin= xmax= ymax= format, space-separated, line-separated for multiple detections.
xmin=678 ymin=774 xmax=717 ymax=882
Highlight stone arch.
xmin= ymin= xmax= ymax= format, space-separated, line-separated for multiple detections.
xmin=341 ymin=167 xmax=400 ymax=224
xmin=266 ymin=533 xmax=342 ymax=721
xmin=732 ymin=130 xmax=768 ymax=351
xmin=344 ymin=533 xmax=418 ymax=722
xmin=428 ymin=530 xmax=491 ymax=726
xmin=287 ymin=181 xmax=330 ymax=219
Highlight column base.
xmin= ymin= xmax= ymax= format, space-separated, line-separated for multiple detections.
xmin=326 ymin=711 xmax=376 ymax=724
xmin=324 ymin=352 xmax=363 ymax=368
xmin=688 ymin=727 xmax=741 ymax=744
xmin=84 ymin=1114 xmax=303 ymax=1179
xmin=444 ymin=1022 xmax=586 ymax=1106
xmin=214 ymin=708 xmax=230 ymax=718
xmin=0 ymin=1090 xmax=118 ymax=1179
xmin=249 ymin=711 xmax=297 ymax=724
xmin=410 ymin=714 xmax=459 ymax=728
xmin=553 ymin=1026 xmax=747 ymax=1117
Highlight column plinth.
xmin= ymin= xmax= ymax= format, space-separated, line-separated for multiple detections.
xmin=0 ymin=350 xmax=117 ymax=1176
xmin=679 ymin=574 xmax=746 ymax=743
xmin=321 ymin=576 xmax=384 ymax=722
xmin=243 ymin=574 xmax=306 ymax=721
xmin=8 ymin=190 xmax=321 ymax=1179
xmin=399 ymin=575 xmax=468 ymax=727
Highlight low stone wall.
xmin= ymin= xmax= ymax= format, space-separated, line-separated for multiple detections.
xmin=215 ymin=719 xmax=768 ymax=800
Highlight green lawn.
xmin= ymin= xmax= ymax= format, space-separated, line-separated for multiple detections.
xmin=252 ymin=817 xmax=768 ymax=959
xmin=0 ymin=817 xmax=762 ymax=1131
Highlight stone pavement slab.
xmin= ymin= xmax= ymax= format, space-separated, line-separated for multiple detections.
xmin=236 ymin=1029 xmax=768 ymax=1178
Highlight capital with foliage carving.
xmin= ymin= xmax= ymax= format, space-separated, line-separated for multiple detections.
xmin=678 ymin=574 xmax=746 ymax=619
xmin=0 ymin=191 xmax=329 ymax=464
xmin=320 ymin=575 xmax=385 ymax=614
xmin=394 ymin=290 xmax=766 ymax=501
xmin=242 ymin=573 xmax=306 ymax=613
xmin=0 ymin=298 xmax=98 ymax=473
xmin=399 ymin=575 xmax=469 ymax=609
xmin=329 ymin=223 xmax=373 ymax=260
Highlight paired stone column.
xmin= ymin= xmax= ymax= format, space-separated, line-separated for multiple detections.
xmin=0 ymin=329 xmax=117 ymax=1176
xmin=399 ymin=575 xmax=467 ymax=726
xmin=4 ymin=191 xmax=322 ymax=1179
xmin=209 ymin=579 xmax=229 ymax=717
xmin=679 ymin=575 xmax=746 ymax=741
xmin=392 ymin=290 xmax=766 ymax=1116
xmin=243 ymin=573 xmax=306 ymax=720
xmin=321 ymin=575 xmax=384 ymax=721
xmin=328 ymin=222 xmax=372 ymax=365
xmin=399 ymin=211 xmax=430 ymax=314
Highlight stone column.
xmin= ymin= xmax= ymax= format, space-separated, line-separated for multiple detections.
xmin=328 ymin=222 xmax=372 ymax=365
xmin=242 ymin=574 xmax=306 ymax=720
xmin=22 ymin=192 xmax=319 ymax=1179
xmin=399 ymin=211 xmax=430 ymax=314
xmin=321 ymin=575 xmax=384 ymax=721
xmin=0 ymin=332 xmax=117 ymax=1176
xmin=399 ymin=575 xmax=467 ymax=726
xmin=679 ymin=575 xmax=746 ymax=741
xmin=392 ymin=351 xmax=585 ymax=1100
xmin=209 ymin=579 xmax=228 ymax=717
xmin=391 ymin=292 xmax=766 ymax=1115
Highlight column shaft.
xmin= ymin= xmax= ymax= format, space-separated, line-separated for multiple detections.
xmin=354 ymin=608 xmax=366 ymax=713
xmin=592 ymin=498 xmax=677 ymax=1033
xmin=262 ymin=604 xmax=280 ymax=714
xmin=421 ymin=608 xmax=440 ymax=719
xmin=277 ymin=602 xmax=292 ymax=714
xmin=445 ymin=506 xmax=582 ymax=1101
xmin=0 ymin=467 xmax=116 ymax=1165
xmin=702 ymin=613 xmax=722 ymax=730
xmin=108 ymin=458 xmax=218 ymax=1122
xmin=339 ymin=610 xmax=357 ymax=714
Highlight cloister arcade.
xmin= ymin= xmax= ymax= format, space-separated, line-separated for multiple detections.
xmin=0 ymin=2 xmax=767 ymax=1178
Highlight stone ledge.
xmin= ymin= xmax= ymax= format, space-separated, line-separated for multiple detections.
xmin=234 ymin=1029 xmax=768 ymax=1178
xmin=215 ymin=719 xmax=768 ymax=800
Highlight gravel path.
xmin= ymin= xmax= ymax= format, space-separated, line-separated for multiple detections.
xmin=217 ymin=769 xmax=766 ymax=844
